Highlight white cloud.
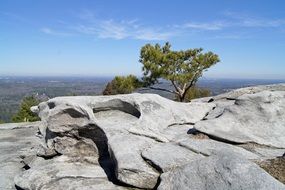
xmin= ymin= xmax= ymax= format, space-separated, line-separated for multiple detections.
xmin=176 ymin=12 xmax=285 ymax=32
xmin=73 ymin=25 xmax=98 ymax=35
xmin=213 ymin=34 xmax=246 ymax=40
xmin=134 ymin=28 xmax=174 ymax=40
xmin=240 ymin=18 xmax=285 ymax=28
xmin=223 ymin=11 xmax=285 ymax=28
xmin=41 ymin=10 xmax=285 ymax=40
xmin=181 ymin=21 xmax=227 ymax=30
xmin=72 ymin=18 xmax=175 ymax=40
xmin=41 ymin=27 xmax=72 ymax=36
xmin=98 ymin=20 xmax=128 ymax=39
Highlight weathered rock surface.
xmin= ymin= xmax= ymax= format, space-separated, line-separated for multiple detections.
xmin=178 ymin=138 xmax=259 ymax=160
xmin=214 ymin=83 xmax=285 ymax=100
xmin=158 ymin=151 xmax=285 ymax=190
xmin=14 ymin=157 xmax=126 ymax=190
xmin=22 ymin=93 xmax=214 ymax=189
xmin=195 ymin=90 xmax=285 ymax=148
xmin=1 ymin=84 xmax=285 ymax=190
xmin=0 ymin=122 xmax=40 ymax=190
xmin=237 ymin=143 xmax=285 ymax=160
xmin=142 ymin=143 xmax=203 ymax=172
xmin=109 ymin=134 xmax=159 ymax=189
xmin=253 ymin=147 xmax=285 ymax=159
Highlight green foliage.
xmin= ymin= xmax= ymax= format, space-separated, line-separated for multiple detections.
xmin=12 ymin=96 xmax=40 ymax=122
xmin=175 ymin=86 xmax=211 ymax=102
xmin=0 ymin=119 xmax=4 ymax=124
xmin=66 ymin=92 xmax=77 ymax=96
xmin=103 ymin=75 xmax=143 ymax=95
xmin=140 ymin=42 xmax=220 ymax=101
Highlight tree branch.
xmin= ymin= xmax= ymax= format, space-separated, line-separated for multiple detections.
xmin=182 ymin=70 xmax=202 ymax=100
xmin=170 ymin=80 xmax=180 ymax=94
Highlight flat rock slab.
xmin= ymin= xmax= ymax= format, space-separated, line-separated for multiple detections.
xmin=161 ymin=124 xmax=193 ymax=142
xmin=142 ymin=143 xmax=203 ymax=172
xmin=252 ymin=147 xmax=285 ymax=159
xmin=195 ymin=91 xmax=285 ymax=148
xmin=158 ymin=151 xmax=285 ymax=190
xmin=179 ymin=138 xmax=259 ymax=160
xmin=14 ymin=158 xmax=125 ymax=190
xmin=109 ymin=134 xmax=159 ymax=189
xmin=213 ymin=83 xmax=285 ymax=100
xmin=0 ymin=122 xmax=40 ymax=190
xmin=39 ymin=178 xmax=129 ymax=190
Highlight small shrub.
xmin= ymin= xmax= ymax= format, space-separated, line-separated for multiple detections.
xmin=103 ymin=75 xmax=142 ymax=95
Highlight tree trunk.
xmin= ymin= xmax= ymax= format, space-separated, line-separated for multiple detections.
xmin=178 ymin=90 xmax=189 ymax=102
xmin=178 ymin=93 xmax=184 ymax=102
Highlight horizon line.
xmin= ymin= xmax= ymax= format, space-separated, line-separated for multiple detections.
xmin=0 ymin=75 xmax=285 ymax=81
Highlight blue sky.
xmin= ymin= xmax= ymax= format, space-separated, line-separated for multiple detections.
xmin=1 ymin=0 xmax=285 ymax=79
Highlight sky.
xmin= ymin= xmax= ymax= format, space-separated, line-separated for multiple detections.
xmin=1 ymin=0 xmax=285 ymax=79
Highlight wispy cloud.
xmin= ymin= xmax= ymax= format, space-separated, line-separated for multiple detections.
xmin=135 ymin=28 xmax=174 ymax=40
xmin=180 ymin=21 xmax=227 ymax=30
xmin=223 ymin=11 xmax=285 ymax=28
xmin=240 ymin=18 xmax=285 ymax=28
xmin=72 ymin=18 xmax=175 ymax=40
xmin=97 ymin=20 xmax=129 ymax=39
xmin=41 ymin=27 xmax=72 ymax=36
xmin=176 ymin=12 xmax=285 ymax=32
xmin=212 ymin=34 xmax=248 ymax=40
xmin=40 ymin=10 xmax=285 ymax=40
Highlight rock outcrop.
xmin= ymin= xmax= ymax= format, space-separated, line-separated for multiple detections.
xmin=0 ymin=84 xmax=285 ymax=190
xmin=0 ymin=122 xmax=41 ymax=190
xmin=195 ymin=90 xmax=285 ymax=148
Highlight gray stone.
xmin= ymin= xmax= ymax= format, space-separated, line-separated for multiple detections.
xmin=158 ymin=151 xmax=285 ymax=190
xmin=35 ymin=93 xmax=214 ymax=143
xmin=179 ymin=138 xmax=259 ymax=160
xmin=109 ymin=134 xmax=159 ymax=189
xmin=14 ymin=158 xmax=116 ymax=190
xmin=142 ymin=143 xmax=203 ymax=172
xmin=195 ymin=91 xmax=285 ymax=148
xmin=53 ymin=136 xmax=99 ymax=164
xmin=213 ymin=83 xmax=285 ymax=100
xmin=23 ymin=93 xmax=213 ymax=189
xmin=39 ymin=178 xmax=128 ymax=190
xmin=253 ymin=147 xmax=285 ymax=159
xmin=0 ymin=122 xmax=40 ymax=190
xmin=161 ymin=124 xmax=193 ymax=142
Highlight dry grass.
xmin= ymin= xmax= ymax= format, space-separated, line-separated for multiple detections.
xmin=257 ymin=157 xmax=285 ymax=184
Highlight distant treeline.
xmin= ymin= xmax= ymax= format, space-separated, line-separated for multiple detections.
xmin=0 ymin=79 xmax=108 ymax=122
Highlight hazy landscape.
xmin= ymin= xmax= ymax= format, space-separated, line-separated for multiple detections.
xmin=1 ymin=76 xmax=284 ymax=122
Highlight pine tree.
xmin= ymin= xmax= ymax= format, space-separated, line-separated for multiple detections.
xmin=140 ymin=42 xmax=219 ymax=101
xmin=12 ymin=96 xmax=40 ymax=122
